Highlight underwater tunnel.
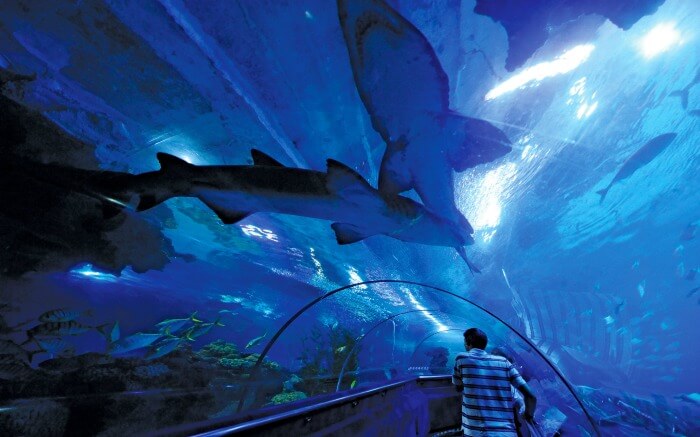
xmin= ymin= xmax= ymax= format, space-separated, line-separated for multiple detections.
xmin=0 ymin=0 xmax=699 ymax=435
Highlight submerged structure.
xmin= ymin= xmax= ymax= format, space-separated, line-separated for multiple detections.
xmin=0 ymin=0 xmax=698 ymax=435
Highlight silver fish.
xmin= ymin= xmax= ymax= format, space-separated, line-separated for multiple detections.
xmin=245 ymin=331 xmax=268 ymax=350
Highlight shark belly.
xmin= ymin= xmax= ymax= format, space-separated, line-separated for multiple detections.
xmin=196 ymin=189 xmax=372 ymax=225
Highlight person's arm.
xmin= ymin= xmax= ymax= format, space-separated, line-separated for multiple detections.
xmin=517 ymin=383 xmax=537 ymax=420
xmin=507 ymin=361 xmax=537 ymax=419
xmin=452 ymin=359 xmax=463 ymax=393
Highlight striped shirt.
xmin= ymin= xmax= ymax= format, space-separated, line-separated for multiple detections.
xmin=452 ymin=349 xmax=527 ymax=436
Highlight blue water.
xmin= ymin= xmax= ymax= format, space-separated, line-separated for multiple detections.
xmin=0 ymin=0 xmax=698 ymax=435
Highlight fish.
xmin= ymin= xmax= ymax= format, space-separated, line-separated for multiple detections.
xmin=245 ymin=331 xmax=268 ymax=350
xmin=685 ymin=268 xmax=697 ymax=281
xmin=132 ymin=150 xmax=479 ymax=272
xmin=687 ymin=286 xmax=700 ymax=297
xmin=335 ymin=346 xmax=347 ymax=354
xmin=183 ymin=317 xmax=224 ymax=339
xmin=337 ymin=0 xmax=511 ymax=238
xmin=675 ymin=392 xmax=700 ymax=405
xmin=350 ymin=379 xmax=357 ymax=389
xmin=109 ymin=332 xmax=166 ymax=355
xmin=631 ymin=260 xmax=639 ymax=270
xmin=38 ymin=308 xmax=91 ymax=323
xmin=156 ymin=312 xmax=202 ymax=333
xmin=0 ymin=339 xmax=36 ymax=364
xmin=35 ymin=338 xmax=75 ymax=357
xmin=680 ymin=222 xmax=697 ymax=241
xmin=596 ymin=133 xmax=677 ymax=203
xmin=146 ymin=337 xmax=188 ymax=360
xmin=668 ymin=68 xmax=700 ymax=110
xmin=637 ymin=280 xmax=646 ymax=298
xmin=673 ymin=244 xmax=684 ymax=257
xmin=97 ymin=321 xmax=120 ymax=343
xmin=23 ymin=321 xmax=93 ymax=342
xmin=614 ymin=300 xmax=625 ymax=315
xmin=676 ymin=262 xmax=686 ymax=278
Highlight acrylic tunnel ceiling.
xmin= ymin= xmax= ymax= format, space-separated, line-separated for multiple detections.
xmin=1 ymin=0 xmax=699 ymax=398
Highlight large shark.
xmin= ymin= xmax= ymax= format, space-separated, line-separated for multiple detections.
xmin=337 ymin=0 xmax=512 ymax=237
xmin=132 ymin=150 xmax=480 ymax=272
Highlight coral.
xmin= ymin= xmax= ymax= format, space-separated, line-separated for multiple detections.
xmin=270 ymin=391 xmax=307 ymax=405
xmin=197 ymin=340 xmax=238 ymax=362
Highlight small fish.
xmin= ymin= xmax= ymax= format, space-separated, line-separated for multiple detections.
xmin=603 ymin=316 xmax=615 ymax=325
xmin=38 ymin=308 xmax=91 ymax=323
xmin=673 ymin=244 xmax=684 ymax=257
xmin=109 ymin=332 xmax=165 ymax=355
xmin=675 ymin=393 xmax=700 ymax=405
xmin=637 ymin=280 xmax=646 ymax=298
xmin=631 ymin=338 xmax=643 ymax=345
xmin=146 ymin=337 xmax=186 ymax=360
xmin=24 ymin=321 xmax=92 ymax=341
xmin=676 ymin=262 xmax=685 ymax=278
xmin=631 ymin=260 xmax=640 ymax=270
xmin=335 ymin=346 xmax=347 ymax=354
xmin=0 ymin=339 xmax=35 ymax=364
xmin=97 ymin=322 xmax=120 ymax=342
xmin=156 ymin=312 xmax=202 ymax=333
xmin=350 ymin=379 xmax=357 ymax=389
xmin=680 ymin=223 xmax=697 ymax=241
xmin=245 ymin=331 xmax=268 ymax=349
xmin=596 ymin=133 xmax=677 ymax=203
xmin=580 ymin=308 xmax=593 ymax=317
xmin=35 ymin=338 xmax=74 ymax=357
xmin=685 ymin=268 xmax=698 ymax=281
xmin=184 ymin=317 xmax=225 ymax=339
xmin=614 ymin=300 xmax=625 ymax=315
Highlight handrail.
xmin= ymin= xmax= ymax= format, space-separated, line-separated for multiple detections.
xmin=236 ymin=279 xmax=601 ymax=436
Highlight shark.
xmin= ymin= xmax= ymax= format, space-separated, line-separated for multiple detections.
xmin=337 ymin=0 xmax=512 ymax=236
xmin=132 ymin=150 xmax=480 ymax=272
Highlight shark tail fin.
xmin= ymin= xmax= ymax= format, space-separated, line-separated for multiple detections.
xmin=331 ymin=223 xmax=377 ymax=245
xmin=596 ymin=187 xmax=610 ymax=204
xmin=456 ymin=247 xmax=481 ymax=275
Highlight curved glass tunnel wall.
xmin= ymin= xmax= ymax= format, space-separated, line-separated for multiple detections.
xmin=237 ymin=281 xmax=596 ymax=435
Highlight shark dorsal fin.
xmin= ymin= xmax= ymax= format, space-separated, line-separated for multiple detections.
xmin=251 ymin=149 xmax=285 ymax=167
xmin=156 ymin=153 xmax=192 ymax=173
xmin=326 ymin=159 xmax=372 ymax=194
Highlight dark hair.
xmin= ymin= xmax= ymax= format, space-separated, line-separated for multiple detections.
xmin=463 ymin=328 xmax=488 ymax=349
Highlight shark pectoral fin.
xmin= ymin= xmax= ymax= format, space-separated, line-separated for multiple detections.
xmin=444 ymin=113 xmax=512 ymax=172
xmin=251 ymin=149 xmax=285 ymax=167
xmin=378 ymin=139 xmax=413 ymax=195
xmin=326 ymin=159 xmax=380 ymax=205
xmin=101 ymin=202 xmax=122 ymax=219
xmin=137 ymin=194 xmax=170 ymax=211
xmin=331 ymin=223 xmax=377 ymax=245
xmin=198 ymin=198 xmax=250 ymax=225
